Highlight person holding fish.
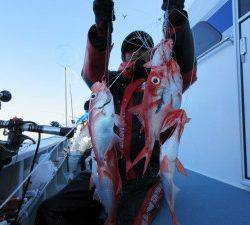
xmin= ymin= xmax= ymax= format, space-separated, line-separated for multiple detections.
xmin=34 ymin=1 xmax=197 ymax=225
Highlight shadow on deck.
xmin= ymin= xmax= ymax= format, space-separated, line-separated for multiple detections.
xmin=153 ymin=170 xmax=250 ymax=225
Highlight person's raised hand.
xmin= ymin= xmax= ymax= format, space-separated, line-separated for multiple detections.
xmin=161 ymin=0 xmax=185 ymax=11
xmin=93 ymin=0 xmax=115 ymax=24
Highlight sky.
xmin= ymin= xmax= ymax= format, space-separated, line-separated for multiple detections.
xmin=0 ymin=0 xmax=195 ymax=129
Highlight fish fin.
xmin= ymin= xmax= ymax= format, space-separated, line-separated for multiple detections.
xmin=160 ymin=156 xmax=169 ymax=173
xmin=126 ymin=160 xmax=132 ymax=173
xmin=166 ymin=183 xmax=180 ymax=225
xmin=161 ymin=110 xmax=182 ymax=133
xmin=126 ymin=160 xmax=138 ymax=179
xmin=149 ymin=99 xmax=162 ymax=109
xmin=128 ymin=105 xmax=145 ymax=128
xmin=169 ymin=206 xmax=179 ymax=225
xmin=142 ymin=151 xmax=154 ymax=175
xmin=175 ymin=158 xmax=188 ymax=176
xmin=127 ymin=147 xmax=152 ymax=175
xmin=177 ymin=110 xmax=189 ymax=140
xmin=105 ymin=149 xmax=122 ymax=195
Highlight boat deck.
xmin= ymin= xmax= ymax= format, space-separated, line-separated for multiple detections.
xmin=153 ymin=170 xmax=250 ymax=225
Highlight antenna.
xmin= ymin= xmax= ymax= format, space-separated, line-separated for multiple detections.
xmin=69 ymin=83 xmax=75 ymax=124
xmin=64 ymin=67 xmax=68 ymax=126
xmin=55 ymin=44 xmax=77 ymax=126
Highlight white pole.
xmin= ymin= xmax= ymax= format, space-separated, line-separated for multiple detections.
xmin=69 ymin=84 xmax=74 ymax=123
xmin=65 ymin=67 xmax=68 ymax=126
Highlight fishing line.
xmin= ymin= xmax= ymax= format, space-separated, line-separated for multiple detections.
xmin=103 ymin=22 xmax=112 ymax=83
xmin=166 ymin=7 xmax=199 ymax=164
xmin=107 ymin=47 xmax=145 ymax=85
xmin=86 ymin=3 xmax=197 ymax=152
xmin=86 ymin=44 xmax=149 ymax=115
xmin=97 ymin=6 xmax=164 ymax=88
xmin=107 ymin=44 xmax=147 ymax=89
xmin=14 ymin=132 xmax=41 ymax=223
xmin=169 ymin=8 xmax=196 ymax=91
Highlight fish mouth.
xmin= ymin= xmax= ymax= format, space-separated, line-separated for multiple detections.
xmin=98 ymin=99 xmax=111 ymax=109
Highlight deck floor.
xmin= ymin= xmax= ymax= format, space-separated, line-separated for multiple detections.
xmin=152 ymin=170 xmax=250 ymax=225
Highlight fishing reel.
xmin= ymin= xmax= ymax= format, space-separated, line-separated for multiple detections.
xmin=0 ymin=118 xmax=75 ymax=170
xmin=0 ymin=90 xmax=12 ymax=110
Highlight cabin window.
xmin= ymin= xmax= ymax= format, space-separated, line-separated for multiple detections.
xmin=239 ymin=0 xmax=250 ymax=18
xmin=192 ymin=21 xmax=222 ymax=58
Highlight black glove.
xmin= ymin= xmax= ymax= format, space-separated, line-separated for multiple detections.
xmin=162 ymin=0 xmax=187 ymax=29
xmin=161 ymin=0 xmax=185 ymax=11
xmin=93 ymin=0 xmax=115 ymax=25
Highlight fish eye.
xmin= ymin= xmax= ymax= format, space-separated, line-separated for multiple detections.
xmin=151 ymin=76 xmax=160 ymax=85
xmin=91 ymin=93 xmax=97 ymax=99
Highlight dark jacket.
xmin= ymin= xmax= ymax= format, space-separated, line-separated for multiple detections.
xmin=81 ymin=13 xmax=197 ymax=181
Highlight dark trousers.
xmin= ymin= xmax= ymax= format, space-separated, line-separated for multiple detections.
xmin=34 ymin=172 xmax=103 ymax=225
xmin=35 ymin=169 xmax=160 ymax=225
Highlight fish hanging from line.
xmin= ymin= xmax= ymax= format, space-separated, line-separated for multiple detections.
xmin=84 ymin=81 xmax=122 ymax=225
xmin=128 ymin=39 xmax=183 ymax=175
xmin=127 ymin=60 xmax=182 ymax=174
xmin=144 ymin=39 xmax=174 ymax=68
xmin=159 ymin=109 xmax=189 ymax=225
xmin=91 ymin=149 xmax=120 ymax=225
xmin=131 ymin=38 xmax=188 ymax=225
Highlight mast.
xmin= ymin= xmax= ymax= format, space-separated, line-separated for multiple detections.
xmin=69 ymin=83 xmax=74 ymax=124
xmin=64 ymin=67 xmax=68 ymax=126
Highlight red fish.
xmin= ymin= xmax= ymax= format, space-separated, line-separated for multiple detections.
xmin=128 ymin=59 xmax=182 ymax=174
xmin=88 ymin=81 xmax=121 ymax=225
xmin=160 ymin=109 xmax=189 ymax=225
xmin=144 ymin=39 xmax=174 ymax=68
xmin=91 ymin=150 xmax=120 ymax=225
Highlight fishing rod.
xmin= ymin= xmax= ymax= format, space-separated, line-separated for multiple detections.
xmin=0 ymin=118 xmax=75 ymax=170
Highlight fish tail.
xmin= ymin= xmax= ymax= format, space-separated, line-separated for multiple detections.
xmin=160 ymin=155 xmax=170 ymax=173
xmin=171 ymin=210 xmax=179 ymax=225
xmin=127 ymin=146 xmax=148 ymax=173
xmin=143 ymin=151 xmax=153 ymax=175
xmin=167 ymin=198 xmax=179 ymax=225
xmin=175 ymin=158 xmax=188 ymax=176
xmin=161 ymin=172 xmax=180 ymax=225
xmin=126 ymin=160 xmax=132 ymax=173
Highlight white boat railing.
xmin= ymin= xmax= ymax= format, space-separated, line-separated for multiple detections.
xmin=0 ymin=136 xmax=70 ymax=225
